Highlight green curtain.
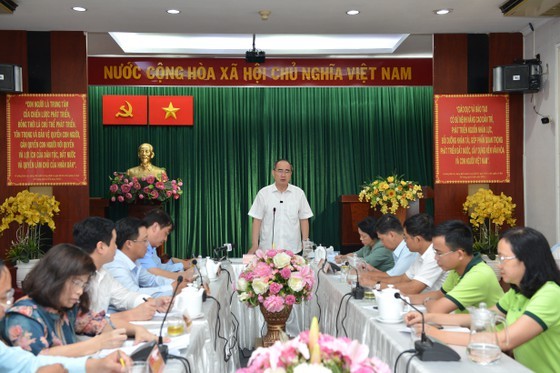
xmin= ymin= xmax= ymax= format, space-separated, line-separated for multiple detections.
xmin=88 ymin=86 xmax=433 ymax=258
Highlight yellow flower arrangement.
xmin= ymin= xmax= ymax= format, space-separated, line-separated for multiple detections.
xmin=0 ymin=190 xmax=60 ymax=263
xmin=359 ymin=174 xmax=423 ymax=214
xmin=463 ymin=188 xmax=516 ymax=259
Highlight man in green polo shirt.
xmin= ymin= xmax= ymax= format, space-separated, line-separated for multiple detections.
xmin=408 ymin=220 xmax=503 ymax=313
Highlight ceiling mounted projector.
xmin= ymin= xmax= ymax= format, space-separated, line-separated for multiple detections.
xmin=245 ymin=34 xmax=266 ymax=63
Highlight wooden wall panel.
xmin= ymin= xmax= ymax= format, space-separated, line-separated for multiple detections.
xmin=0 ymin=31 xmax=28 ymax=261
xmin=433 ymin=34 xmax=469 ymax=223
xmin=50 ymin=32 xmax=90 ymax=244
xmin=432 ymin=33 xmax=524 ymax=226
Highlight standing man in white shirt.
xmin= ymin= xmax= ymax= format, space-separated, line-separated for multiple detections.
xmin=248 ymin=159 xmax=313 ymax=254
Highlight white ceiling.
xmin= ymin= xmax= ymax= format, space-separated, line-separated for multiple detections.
xmin=0 ymin=0 xmax=550 ymax=57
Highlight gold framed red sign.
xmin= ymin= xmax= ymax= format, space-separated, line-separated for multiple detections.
xmin=6 ymin=94 xmax=88 ymax=186
xmin=435 ymin=94 xmax=510 ymax=184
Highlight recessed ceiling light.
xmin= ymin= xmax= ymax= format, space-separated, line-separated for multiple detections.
xmin=72 ymin=6 xmax=87 ymax=12
xmin=167 ymin=9 xmax=180 ymax=15
xmin=346 ymin=10 xmax=360 ymax=16
xmin=434 ymin=8 xmax=452 ymax=15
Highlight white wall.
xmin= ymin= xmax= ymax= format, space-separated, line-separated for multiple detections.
xmin=524 ymin=18 xmax=560 ymax=245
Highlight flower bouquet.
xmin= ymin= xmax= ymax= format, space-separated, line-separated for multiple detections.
xmin=238 ymin=317 xmax=391 ymax=373
xmin=109 ymin=171 xmax=183 ymax=203
xmin=463 ymin=188 xmax=516 ymax=260
xmin=237 ymin=249 xmax=314 ymax=312
xmin=0 ymin=190 xmax=60 ymax=263
xmin=359 ymin=174 xmax=423 ymax=214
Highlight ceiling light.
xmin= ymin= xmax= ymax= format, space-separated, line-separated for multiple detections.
xmin=109 ymin=33 xmax=409 ymax=55
xmin=434 ymin=8 xmax=452 ymax=15
xmin=72 ymin=6 xmax=87 ymax=12
xmin=346 ymin=10 xmax=360 ymax=16
xmin=167 ymin=9 xmax=180 ymax=15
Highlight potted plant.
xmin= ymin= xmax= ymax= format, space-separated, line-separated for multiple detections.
xmin=463 ymin=188 xmax=516 ymax=263
xmin=359 ymin=174 xmax=423 ymax=215
xmin=0 ymin=190 xmax=60 ymax=287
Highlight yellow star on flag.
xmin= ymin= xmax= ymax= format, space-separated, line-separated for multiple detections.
xmin=162 ymin=102 xmax=181 ymax=119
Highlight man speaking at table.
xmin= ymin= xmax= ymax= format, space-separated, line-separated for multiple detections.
xmin=248 ymin=159 xmax=313 ymax=254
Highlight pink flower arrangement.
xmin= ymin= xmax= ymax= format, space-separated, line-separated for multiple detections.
xmin=239 ymin=317 xmax=391 ymax=373
xmin=237 ymin=249 xmax=314 ymax=312
xmin=108 ymin=171 xmax=183 ymax=203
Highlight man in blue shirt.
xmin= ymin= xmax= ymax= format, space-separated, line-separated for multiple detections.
xmin=0 ymin=259 xmax=130 ymax=372
xmin=359 ymin=213 xmax=418 ymax=285
xmin=104 ymin=217 xmax=188 ymax=297
xmin=138 ymin=208 xmax=194 ymax=281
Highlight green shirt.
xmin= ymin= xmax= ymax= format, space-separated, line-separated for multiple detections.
xmin=355 ymin=240 xmax=394 ymax=272
xmin=496 ymin=282 xmax=560 ymax=373
xmin=441 ymin=253 xmax=504 ymax=313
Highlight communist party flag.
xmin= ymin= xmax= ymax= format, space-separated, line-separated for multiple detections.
xmin=102 ymin=95 xmax=148 ymax=125
xmin=148 ymin=96 xmax=194 ymax=126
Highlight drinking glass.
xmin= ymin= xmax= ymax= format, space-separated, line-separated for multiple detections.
xmin=167 ymin=316 xmax=186 ymax=336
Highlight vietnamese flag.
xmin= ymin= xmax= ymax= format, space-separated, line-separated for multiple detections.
xmin=149 ymin=96 xmax=194 ymax=126
xmin=102 ymin=95 xmax=148 ymax=125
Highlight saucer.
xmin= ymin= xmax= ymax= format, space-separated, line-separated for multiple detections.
xmin=375 ymin=316 xmax=403 ymax=324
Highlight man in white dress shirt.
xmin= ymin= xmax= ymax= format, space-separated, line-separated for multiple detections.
xmin=365 ymin=213 xmax=446 ymax=294
xmin=73 ymin=217 xmax=170 ymax=317
xmin=104 ymin=217 xmax=187 ymax=298
xmin=248 ymin=159 xmax=313 ymax=254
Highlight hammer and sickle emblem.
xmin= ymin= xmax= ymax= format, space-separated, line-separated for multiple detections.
xmin=115 ymin=101 xmax=133 ymax=118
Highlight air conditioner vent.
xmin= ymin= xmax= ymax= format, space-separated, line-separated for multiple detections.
xmin=500 ymin=0 xmax=560 ymax=17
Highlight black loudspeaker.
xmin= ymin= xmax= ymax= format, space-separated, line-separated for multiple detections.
xmin=493 ymin=63 xmax=541 ymax=93
xmin=0 ymin=64 xmax=23 ymax=93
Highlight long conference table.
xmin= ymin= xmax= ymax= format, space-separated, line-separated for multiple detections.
xmin=118 ymin=259 xmax=531 ymax=372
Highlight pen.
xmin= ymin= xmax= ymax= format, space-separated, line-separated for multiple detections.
xmin=143 ymin=297 xmax=148 ymax=302
xmin=427 ymin=322 xmax=444 ymax=330
xmin=118 ymin=351 xmax=126 ymax=368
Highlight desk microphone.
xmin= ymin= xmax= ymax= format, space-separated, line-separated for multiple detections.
xmin=271 ymin=207 xmax=277 ymax=249
xmin=131 ymin=275 xmax=184 ymax=362
xmin=345 ymin=261 xmax=364 ymax=300
xmin=191 ymin=259 xmax=207 ymax=302
xmin=394 ymin=293 xmax=460 ymax=361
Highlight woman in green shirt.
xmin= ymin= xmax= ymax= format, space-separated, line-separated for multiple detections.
xmin=405 ymin=226 xmax=560 ymax=372
xmin=335 ymin=216 xmax=394 ymax=272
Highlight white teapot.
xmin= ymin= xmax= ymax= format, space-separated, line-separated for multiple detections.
xmin=314 ymin=244 xmax=327 ymax=264
xmin=174 ymin=284 xmax=204 ymax=318
xmin=373 ymin=284 xmax=409 ymax=322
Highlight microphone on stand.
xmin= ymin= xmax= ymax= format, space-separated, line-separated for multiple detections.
xmin=271 ymin=207 xmax=277 ymax=249
xmin=394 ymin=293 xmax=460 ymax=361
xmin=191 ymin=259 xmax=207 ymax=302
xmin=131 ymin=275 xmax=184 ymax=362
xmin=344 ymin=261 xmax=364 ymax=300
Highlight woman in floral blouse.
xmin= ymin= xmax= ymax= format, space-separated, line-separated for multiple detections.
xmin=1 ymin=244 xmax=127 ymax=357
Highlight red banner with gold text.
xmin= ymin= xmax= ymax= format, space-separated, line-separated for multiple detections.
xmin=88 ymin=57 xmax=432 ymax=87
xmin=435 ymin=94 xmax=510 ymax=184
xmin=6 ymin=94 xmax=88 ymax=186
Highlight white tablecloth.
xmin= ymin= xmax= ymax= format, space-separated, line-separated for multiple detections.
xmin=226 ymin=258 xmax=532 ymax=373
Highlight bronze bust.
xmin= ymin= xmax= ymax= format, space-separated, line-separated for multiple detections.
xmin=126 ymin=143 xmax=166 ymax=180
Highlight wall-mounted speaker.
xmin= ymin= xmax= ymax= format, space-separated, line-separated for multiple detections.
xmin=0 ymin=64 xmax=23 ymax=93
xmin=493 ymin=63 xmax=541 ymax=94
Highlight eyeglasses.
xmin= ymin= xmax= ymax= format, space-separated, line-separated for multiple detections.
xmin=1 ymin=288 xmax=14 ymax=307
xmin=497 ymin=255 xmax=517 ymax=264
xmin=132 ymin=238 xmax=149 ymax=245
xmin=71 ymin=279 xmax=90 ymax=292
xmin=274 ymin=169 xmax=292 ymax=174
xmin=434 ymin=250 xmax=455 ymax=258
